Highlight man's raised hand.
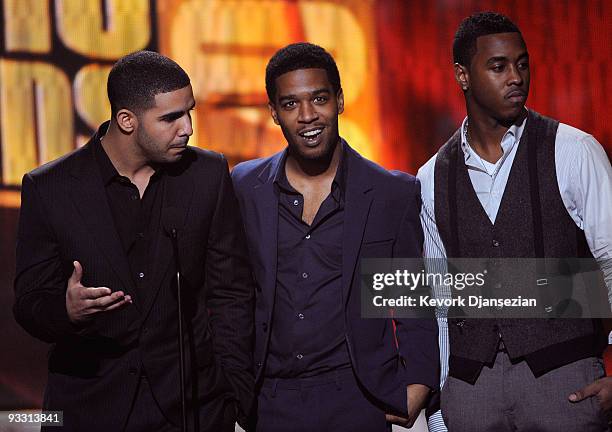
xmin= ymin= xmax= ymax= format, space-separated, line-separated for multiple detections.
xmin=66 ymin=260 xmax=132 ymax=324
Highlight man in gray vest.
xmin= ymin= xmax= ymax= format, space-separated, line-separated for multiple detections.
xmin=418 ymin=11 xmax=612 ymax=432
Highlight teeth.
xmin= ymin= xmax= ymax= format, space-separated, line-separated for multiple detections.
xmin=302 ymin=129 xmax=322 ymax=137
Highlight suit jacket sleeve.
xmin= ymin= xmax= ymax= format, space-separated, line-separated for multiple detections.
xmin=13 ymin=173 xmax=88 ymax=343
xmin=204 ymin=156 xmax=255 ymax=421
xmin=392 ymin=177 xmax=440 ymax=391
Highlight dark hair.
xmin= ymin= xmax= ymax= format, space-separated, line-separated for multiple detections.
xmin=265 ymin=42 xmax=341 ymax=102
xmin=107 ymin=50 xmax=190 ymax=116
xmin=453 ymin=12 xmax=522 ymax=67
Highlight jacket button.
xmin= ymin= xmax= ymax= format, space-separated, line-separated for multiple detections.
xmin=492 ymin=239 xmax=500 ymax=247
xmin=128 ymin=368 xmax=137 ymax=376
xmin=256 ymin=362 xmax=263 ymax=368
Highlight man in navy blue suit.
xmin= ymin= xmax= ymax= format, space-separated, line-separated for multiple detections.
xmin=231 ymin=42 xmax=439 ymax=431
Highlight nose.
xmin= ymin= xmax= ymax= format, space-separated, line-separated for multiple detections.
xmin=179 ymin=112 xmax=193 ymax=137
xmin=507 ymin=64 xmax=523 ymax=86
xmin=298 ymin=102 xmax=318 ymax=123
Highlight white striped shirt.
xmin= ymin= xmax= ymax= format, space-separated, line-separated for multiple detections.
xmin=418 ymin=114 xmax=612 ymax=432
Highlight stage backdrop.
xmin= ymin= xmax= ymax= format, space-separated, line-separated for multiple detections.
xmin=0 ymin=0 xmax=610 ymax=412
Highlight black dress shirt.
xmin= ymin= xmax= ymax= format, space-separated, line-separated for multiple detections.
xmin=93 ymin=133 xmax=163 ymax=302
xmin=265 ymin=147 xmax=351 ymax=378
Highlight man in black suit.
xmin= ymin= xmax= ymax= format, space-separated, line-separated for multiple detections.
xmin=14 ymin=51 xmax=254 ymax=432
xmin=231 ymin=43 xmax=439 ymax=431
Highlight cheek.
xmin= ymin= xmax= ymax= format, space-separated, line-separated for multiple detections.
xmin=474 ymin=78 xmax=503 ymax=101
xmin=276 ymin=115 xmax=295 ymax=131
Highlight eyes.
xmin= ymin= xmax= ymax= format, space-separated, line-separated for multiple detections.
xmin=281 ymin=96 xmax=329 ymax=110
xmin=490 ymin=61 xmax=529 ymax=73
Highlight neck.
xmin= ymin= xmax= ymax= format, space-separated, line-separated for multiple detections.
xmin=285 ymin=138 xmax=342 ymax=180
xmin=102 ymin=122 xmax=155 ymax=180
xmin=465 ymin=107 xmax=526 ymax=163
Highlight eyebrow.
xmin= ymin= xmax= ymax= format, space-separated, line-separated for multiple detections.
xmin=486 ymin=52 xmax=529 ymax=65
xmin=278 ymin=88 xmax=331 ymax=103
xmin=158 ymin=101 xmax=196 ymax=119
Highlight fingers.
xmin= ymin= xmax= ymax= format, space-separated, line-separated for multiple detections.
xmin=88 ymin=291 xmax=130 ymax=308
xmin=103 ymin=295 xmax=132 ymax=311
xmin=81 ymin=286 xmax=112 ymax=299
xmin=67 ymin=282 xmax=132 ymax=324
xmin=569 ymin=380 xmax=601 ymax=402
xmin=385 ymin=414 xmax=410 ymax=427
xmin=70 ymin=260 xmax=83 ymax=284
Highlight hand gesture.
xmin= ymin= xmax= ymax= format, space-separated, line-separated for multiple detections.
xmin=66 ymin=261 xmax=132 ymax=324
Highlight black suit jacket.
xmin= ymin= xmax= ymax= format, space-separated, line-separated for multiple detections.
xmin=14 ymin=126 xmax=255 ymax=431
xmin=231 ymin=142 xmax=439 ymax=417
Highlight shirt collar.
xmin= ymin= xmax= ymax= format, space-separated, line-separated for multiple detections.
xmin=460 ymin=109 xmax=528 ymax=164
xmin=93 ymin=123 xmax=119 ymax=186
xmin=273 ymin=139 xmax=348 ymax=199
xmin=93 ymin=122 xmax=163 ymax=186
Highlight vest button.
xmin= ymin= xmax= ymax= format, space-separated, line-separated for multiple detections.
xmin=492 ymin=240 xmax=500 ymax=247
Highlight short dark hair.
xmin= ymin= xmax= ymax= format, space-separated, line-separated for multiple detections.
xmin=265 ymin=42 xmax=341 ymax=102
xmin=107 ymin=50 xmax=190 ymax=116
xmin=453 ymin=12 xmax=522 ymax=67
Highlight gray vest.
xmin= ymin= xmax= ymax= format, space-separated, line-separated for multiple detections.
xmin=434 ymin=110 xmax=604 ymax=383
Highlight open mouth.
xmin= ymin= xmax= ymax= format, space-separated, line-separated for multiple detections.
xmin=299 ymin=128 xmax=324 ymax=144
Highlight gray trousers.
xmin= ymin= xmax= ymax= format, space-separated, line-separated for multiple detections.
xmin=441 ymin=352 xmax=608 ymax=431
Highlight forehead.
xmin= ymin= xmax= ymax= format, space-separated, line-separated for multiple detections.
xmin=151 ymin=84 xmax=194 ymax=110
xmin=474 ymin=32 xmax=527 ymax=60
xmin=274 ymin=68 xmax=332 ymax=96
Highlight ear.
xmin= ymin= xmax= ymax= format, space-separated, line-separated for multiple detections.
xmin=454 ymin=63 xmax=469 ymax=92
xmin=268 ymin=102 xmax=280 ymax=125
xmin=115 ymin=109 xmax=137 ymax=133
xmin=336 ymin=88 xmax=345 ymax=115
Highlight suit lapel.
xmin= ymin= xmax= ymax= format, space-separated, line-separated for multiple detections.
xmin=69 ymin=143 xmax=137 ymax=305
xmin=341 ymin=145 xmax=374 ymax=304
xmin=255 ymin=153 xmax=284 ymax=320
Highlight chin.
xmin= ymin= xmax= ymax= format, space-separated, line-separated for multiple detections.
xmin=298 ymin=147 xmax=327 ymax=160
xmin=497 ymin=108 xmax=524 ymax=126
xmin=290 ymin=136 xmax=338 ymax=161
xmin=156 ymin=154 xmax=183 ymax=165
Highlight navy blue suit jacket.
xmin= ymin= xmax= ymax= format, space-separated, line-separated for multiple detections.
xmin=231 ymin=142 xmax=439 ymax=416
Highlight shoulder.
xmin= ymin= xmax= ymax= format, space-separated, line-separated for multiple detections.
xmin=232 ymin=155 xmax=271 ymax=179
xmin=185 ymin=146 xmax=226 ymax=169
xmin=555 ymin=123 xmax=608 ymax=163
xmin=350 ymin=151 xmax=420 ymax=201
xmin=27 ymin=145 xmax=88 ymax=185
xmin=417 ymin=154 xmax=437 ymax=185
xmin=557 ymin=123 xmax=600 ymax=148
xmin=416 ymin=154 xmax=438 ymax=203
xmin=171 ymin=147 xmax=232 ymax=186
xmin=231 ymin=152 xmax=282 ymax=186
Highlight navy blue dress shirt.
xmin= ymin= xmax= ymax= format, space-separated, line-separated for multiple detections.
xmin=265 ymin=147 xmax=351 ymax=378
